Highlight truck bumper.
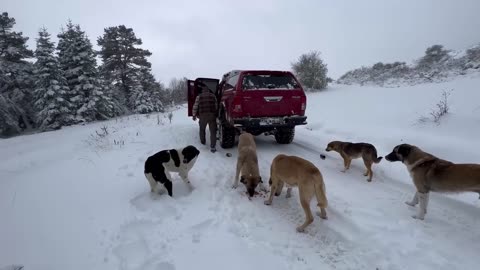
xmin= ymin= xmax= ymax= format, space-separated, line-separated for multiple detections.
xmin=232 ymin=115 xmax=307 ymax=129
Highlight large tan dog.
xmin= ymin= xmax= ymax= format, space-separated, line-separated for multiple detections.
xmin=325 ymin=140 xmax=382 ymax=182
xmin=385 ymin=143 xmax=480 ymax=220
xmin=232 ymin=132 xmax=263 ymax=198
xmin=264 ymin=154 xmax=328 ymax=232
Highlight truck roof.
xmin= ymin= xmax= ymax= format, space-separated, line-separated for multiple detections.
xmin=221 ymin=69 xmax=294 ymax=81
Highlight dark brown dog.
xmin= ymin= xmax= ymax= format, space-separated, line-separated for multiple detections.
xmin=326 ymin=141 xmax=382 ymax=181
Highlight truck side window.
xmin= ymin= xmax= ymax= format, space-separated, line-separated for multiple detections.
xmin=224 ymin=75 xmax=239 ymax=91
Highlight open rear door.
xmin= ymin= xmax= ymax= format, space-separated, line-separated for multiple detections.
xmin=187 ymin=78 xmax=220 ymax=117
xmin=187 ymin=80 xmax=196 ymax=116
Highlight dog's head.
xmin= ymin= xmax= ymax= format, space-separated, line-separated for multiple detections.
xmin=182 ymin=145 xmax=200 ymax=164
xmin=240 ymin=174 xmax=263 ymax=197
xmin=385 ymin=144 xmax=413 ymax=162
xmin=325 ymin=141 xmax=341 ymax=152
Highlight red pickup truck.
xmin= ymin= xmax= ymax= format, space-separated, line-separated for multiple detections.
xmin=188 ymin=70 xmax=307 ymax=148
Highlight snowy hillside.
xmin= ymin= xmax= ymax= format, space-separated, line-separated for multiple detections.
xmin=337 ymin=44 xmax=480 ymax=87
xmin=1 ymin=75 xmax=480 ymax=270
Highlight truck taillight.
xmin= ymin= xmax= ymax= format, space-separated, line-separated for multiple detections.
xmin=301 ymin=102 xmax=306 ymax=111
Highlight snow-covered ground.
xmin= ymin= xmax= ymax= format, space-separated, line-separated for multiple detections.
xmin=1 ymin=75 xmax=480 ymax=270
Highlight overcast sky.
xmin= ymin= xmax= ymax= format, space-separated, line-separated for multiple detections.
xmin=4 ymin=0 xmax=480 ymax=83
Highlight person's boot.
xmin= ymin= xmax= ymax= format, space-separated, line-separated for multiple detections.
xmin=210 ymin=147 xmax=216 ymax=153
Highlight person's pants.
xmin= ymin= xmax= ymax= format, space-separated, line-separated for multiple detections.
xmin=198 ymin=113 xmax=217 ymax=148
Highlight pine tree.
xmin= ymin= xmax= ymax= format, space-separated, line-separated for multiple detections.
xmin=33 ymin=27 xmax=74 ymax=130
xmin=0 ymin=94 xmax=23 ymax=137
xmin=97 ymin=25 xmax=154 ymax=111
xmin=57 ymin=21 xmax=116 ymax=122
xmin=139 ymin=67 xmax=164 ymax=112
xmin=128 ymin=70 xmax=154 ymax=114
xmin=0 ymin=12 xmax=34 ymax=136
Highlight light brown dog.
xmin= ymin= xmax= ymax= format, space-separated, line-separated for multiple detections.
xmin=325 ymin=140 xmax=382 ymax=182
xmin=232 ymin=132 xmax=263 ymax=197
xmin=385 ymin=143 xmax=480 ymax=220
xmin=264 ymin=154 xmax=328 ymax=232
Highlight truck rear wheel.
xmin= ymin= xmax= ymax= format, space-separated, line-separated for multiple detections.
xmin=275 ymin=127 xmax=295 ymax=144
xmin=220 ymin=122 xmax=235 ymax=148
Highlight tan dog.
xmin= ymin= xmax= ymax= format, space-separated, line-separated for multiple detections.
xmin=232 ymin=132 xmax=263 ymax=197
xmin=385 ymin=143 xmax=480 ymax=220
xmin=264 ymin=154 xmax=328 ymax=232
xmin=325 ymin=140 xmax=382 ymax=182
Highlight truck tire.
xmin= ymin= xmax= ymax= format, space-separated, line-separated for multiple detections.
xmin=220 ymin=122 xmax=235 ymax=148
xmin=275 ymin=127 xmax=295 ymax=144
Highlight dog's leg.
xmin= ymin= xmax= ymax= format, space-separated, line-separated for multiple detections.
xmin=341 ymin=155 xmax=348 ymax=172
xmin=179 ymin=171 xmax=194 ymax=190
xmin=145 ymin=173 xmax=158 ymax=193
xmin=296 ymin=185 xmax=314 ymax=232
xmin=341 ymin=154 xmax=351 ymax=172
xmin=366 ymin=162 xmax=373 ymax=182
xmin=164 ymin=171 xmax=174 ymax=196
xmin=286 ymin=187 xmax=292 ymax=198
xmin=179 ymin=171 xmax=189 ymax=183
xmin=318 ymin=207 xmax=328 ymax=219
xmin=156 ymin=183 xmax=167 ymax=195
xmin=264 ymin=179 xmax=278 ymax=205
xmin=346 ymin=158 xmax=352 ymax=170
xmin=363 ymin=160 xmax=373 ymax=182
xmin=232 ymin=158 xmax=243 ymax=188
xmin=275 ymin=180 xmax=284 ymax=196
xmin=412 ymin=192 xmax=429 ymax=220
xmin=405 ymin=191 xmax=419 ymax=206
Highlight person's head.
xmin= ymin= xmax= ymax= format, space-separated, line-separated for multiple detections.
xmin=198 ymin=83 xmax=209 ymax=93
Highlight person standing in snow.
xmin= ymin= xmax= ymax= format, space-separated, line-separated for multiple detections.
xmin=192 ymin=83 xmax=218 ymax=153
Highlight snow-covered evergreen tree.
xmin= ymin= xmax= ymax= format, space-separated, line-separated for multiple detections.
xmin=0 ymin=94 xmax=23 ymax=137
xmin=139 ymin=67 xmax=165 ymax=112
xmin=33 ymin=27 xmax=74 ymax=130
xmin=128 ymin=72 xmax=154 ymax=114
xmin=97 ymin=25 xmax=157 ymax=111
xmin=57 ymin=21 xmax=118 ymax=122
xmin=0 ymin=12 xmax=34 ymax=136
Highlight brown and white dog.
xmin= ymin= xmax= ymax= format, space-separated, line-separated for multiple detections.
xmin=232 ymin=132 xmax=263 ymax=198
xmin=264 ymin=154 xmax=328 ymax=232
xmin=385 ymin=143 xmax=480 ymax=220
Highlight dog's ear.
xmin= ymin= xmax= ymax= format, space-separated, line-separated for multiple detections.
xmin=397 ymin=144 xmax=411 ymax=157
xmin=240 ymin=176 xmax=246 ymax=184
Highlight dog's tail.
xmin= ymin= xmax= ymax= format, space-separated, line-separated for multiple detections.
xmin=372 ymin=148 xmax=383 ymax=164
xmin=313 ymin=172 xmax=328 ymax=209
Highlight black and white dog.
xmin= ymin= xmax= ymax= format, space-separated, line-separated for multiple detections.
xmin=144 ymin=145 xmax=200 ymax=196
